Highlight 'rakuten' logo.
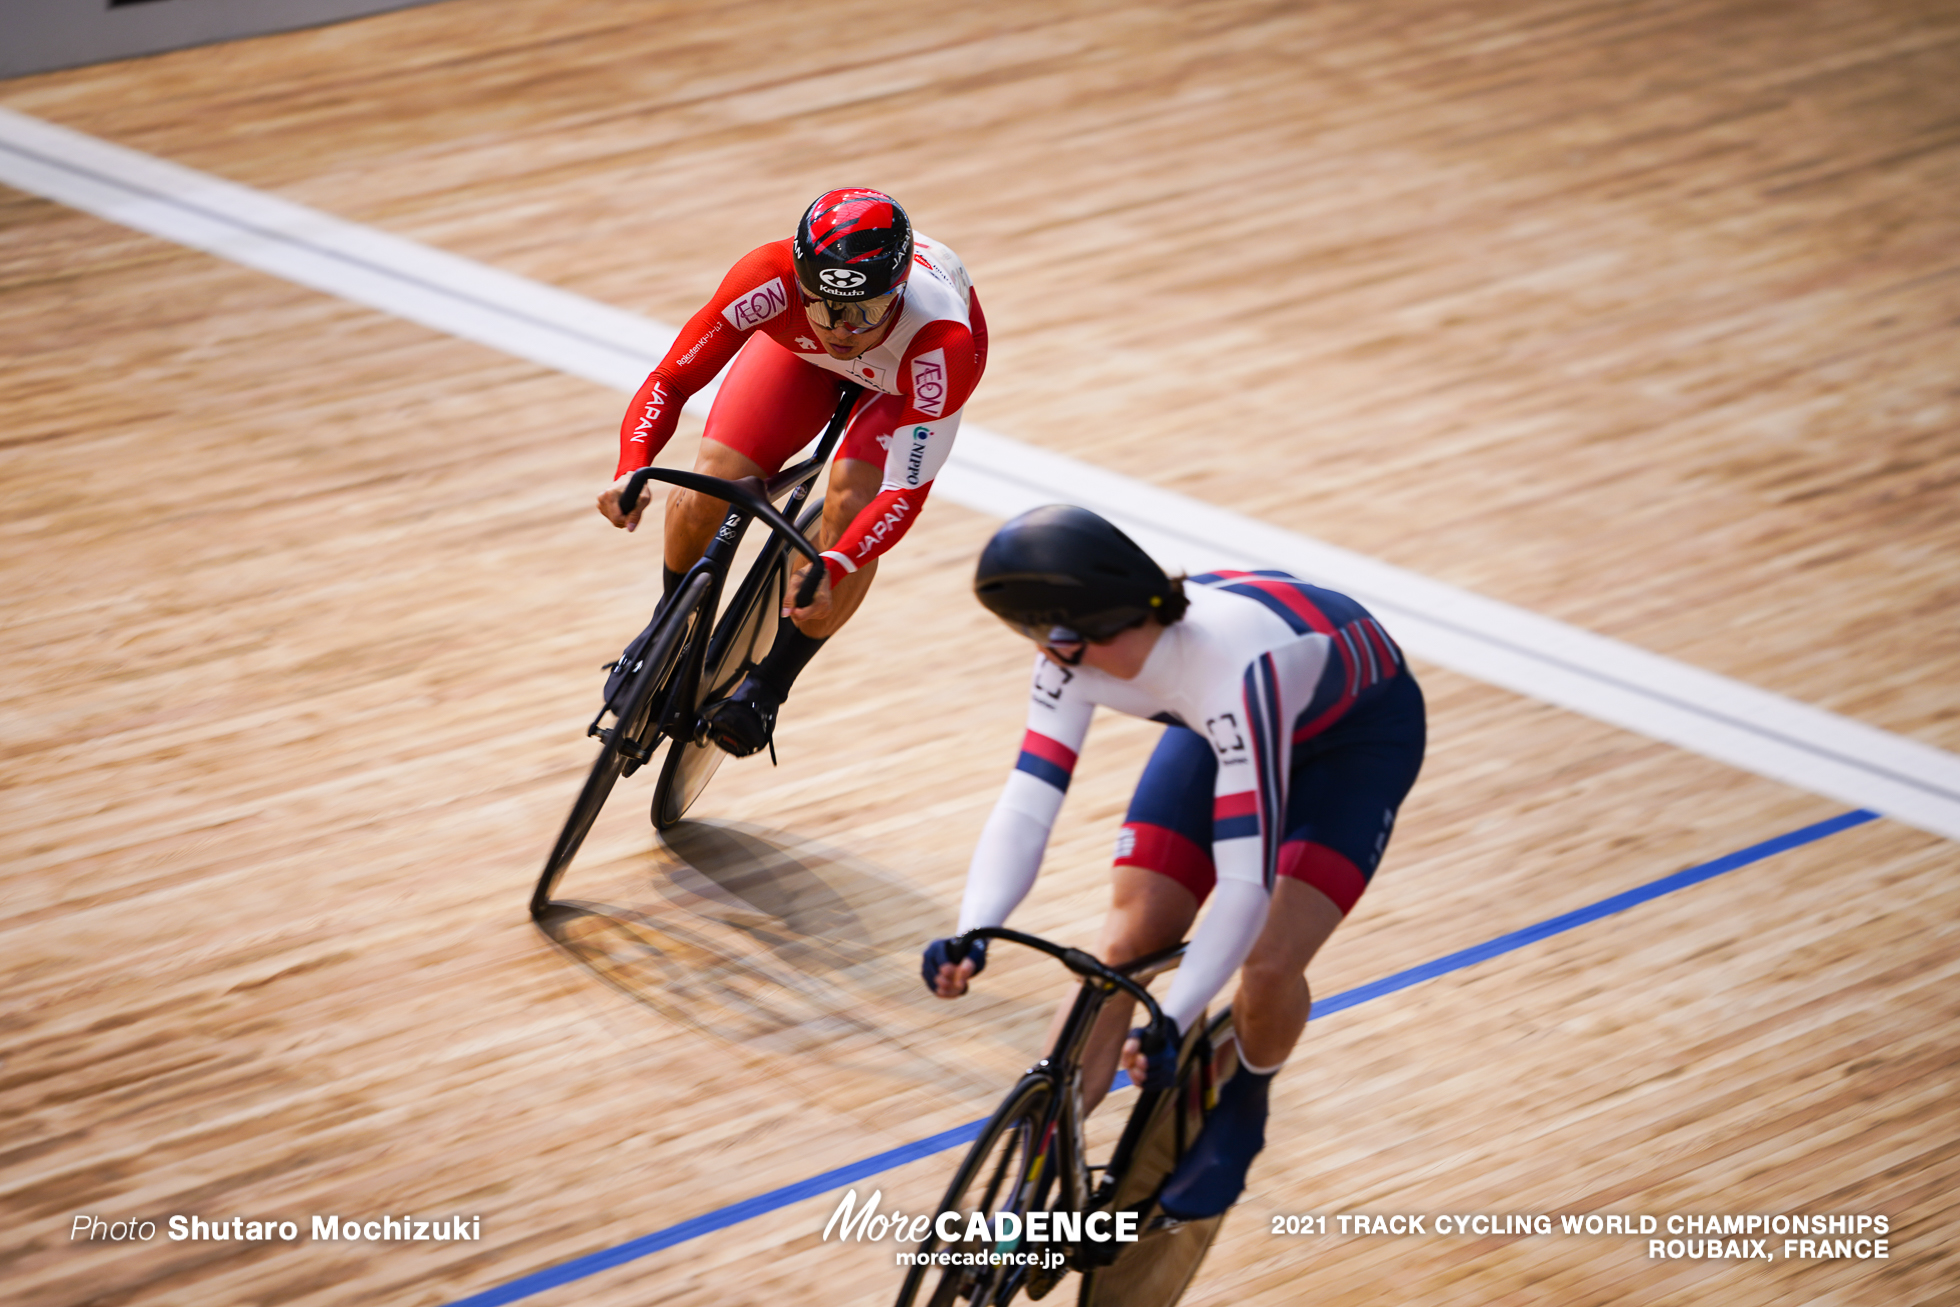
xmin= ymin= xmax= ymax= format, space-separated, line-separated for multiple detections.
xmin=723 ymin=278 xmax=789 ymax=330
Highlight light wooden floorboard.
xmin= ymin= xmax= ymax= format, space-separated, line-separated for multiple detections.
xmin=2 ymin=1 xmax=1955 ymax=1304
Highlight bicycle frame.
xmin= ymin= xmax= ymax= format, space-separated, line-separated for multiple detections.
xmin=951 ymin=927 xmax=1191 ymax=1267
xmin=611 ymin=384 xmax=860 ymax=746
xmin=532 ymin=384 xmax=863 ymax=917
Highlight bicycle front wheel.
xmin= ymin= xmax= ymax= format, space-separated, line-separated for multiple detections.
xmin=531 ymin=573 xmax=710 ymax=917
xmin=650 ymin=498 xmax=817 ymax=830
xmin=896 ymin=1075 xmax=1056 ymax=1307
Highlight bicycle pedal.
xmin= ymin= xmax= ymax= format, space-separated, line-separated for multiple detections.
xmin=1074 ymin=1217 xmax=1130 ymax=1268
xmin=617 ymin=736 xmax=654 ymax=766
xmin=1025 ymin=1263 xmax=1065 ymax=1299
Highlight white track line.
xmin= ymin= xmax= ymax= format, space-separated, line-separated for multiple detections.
xmin=5 ymin=106 xmax=1957 ymax=842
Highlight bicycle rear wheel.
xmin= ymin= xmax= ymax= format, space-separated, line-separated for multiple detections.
xmin=531 ymin=573 xmax=710 ymax=917
xmin=1075 ymin=1010 xmax=1238 ymax=1307
xmin=896 ymin=1075 xmax=1055 ymax=1307
xmin=1075 ymin=1211 xmax=1222 ymax=1307
xmin=650 ymin=498 xmax=818 ymax=830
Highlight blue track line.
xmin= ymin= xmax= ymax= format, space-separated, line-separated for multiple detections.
xmin=443 ymin=1122 xmax=988 ymax=1307
xmin=445 ymin=808 xmax=1877 ymax=1306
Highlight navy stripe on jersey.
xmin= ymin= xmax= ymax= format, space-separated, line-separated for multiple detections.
xmin=1195 ymin=571 xmax=1333 ymax=635
xmin=1213 ymin=790 xmax=1260 ymax=842
xmin=1295 ymin=611 xmax=1405 ymax=738
xmin=1015 ymin=730 xmax=1078 ymax=792
xmin=1194 ymin=569 xmax=1375 ymax=621
xmin=1238 ymin=651 xmax=1288 ymax=888
xmin=1190 ymin=571 xmax=1405 ymax=744
xmin=1296 ymin=653 xmax=1350 ymax=733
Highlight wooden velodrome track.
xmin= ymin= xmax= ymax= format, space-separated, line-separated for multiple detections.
xmin=3 ymin=0 xmax=1957 ymax=1303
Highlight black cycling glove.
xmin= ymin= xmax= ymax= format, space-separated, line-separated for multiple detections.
xmin=1127 ymin=1018 xmax=1182 ymax=1091
xmin=921 ymin=936 xmax=988 ymax=995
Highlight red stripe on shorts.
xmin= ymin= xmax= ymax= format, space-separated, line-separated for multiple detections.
xmin=1115 ymin=823 xmax=1216 ymax=904
xmin=1276 ymin=840 xmax=1367 ymax=916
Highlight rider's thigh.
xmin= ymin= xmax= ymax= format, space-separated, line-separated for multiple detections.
xmin=1240 ymin=877 xmax=1344 ymax=986
xmin=690 ymin=438 xmax=766 ymax=479
xmin=1279 ymin=672 xmax=1427 ymax=914
xmin=702 ymin=332 xmax=847 ymax=472
xmin=1114 ymin=725 xmax=1219 ymax=903
xmin=665 ymin=438 xmax=768 ymax=567
xmin=1100 ymin=864 xmax=1201 ymax=964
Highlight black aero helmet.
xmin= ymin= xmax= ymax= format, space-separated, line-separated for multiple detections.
xmin=974 ymin=505 xmax=1181 ymax=643
xmin=792 ymin=189 xmax=914 ymax=302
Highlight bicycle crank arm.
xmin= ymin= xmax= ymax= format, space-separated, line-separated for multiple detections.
xmin=590 ymin=723 xmax=656 ymax=767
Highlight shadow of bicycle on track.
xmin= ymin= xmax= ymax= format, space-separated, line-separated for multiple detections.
xmin=534 ymin=820 xmax=1046 ymax=1097
xmin=655 ymin=819 xmax=936 ymax=970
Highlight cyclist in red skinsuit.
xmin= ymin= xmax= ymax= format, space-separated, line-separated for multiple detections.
xmin=597 ymin=189 xmax=986 ymax=756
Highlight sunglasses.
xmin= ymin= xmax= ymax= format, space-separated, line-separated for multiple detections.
xmin=798 ymin=283 xmax=903 ymax=334
xmin=1001 ymin=614 xmax=1148 ymax=663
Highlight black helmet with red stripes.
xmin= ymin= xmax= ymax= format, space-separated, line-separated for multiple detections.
xmin=792 ymin=188 xmax=914 ymax=303
xmin=974 ymin=505 xmax=1186 ymax=644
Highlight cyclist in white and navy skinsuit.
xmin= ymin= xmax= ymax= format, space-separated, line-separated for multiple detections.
xmin=925 ymin=506 xmax=1425 ymax=1221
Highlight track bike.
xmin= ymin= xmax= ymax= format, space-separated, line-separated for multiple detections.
xmin=896 ymin=928 xmax=1238 ymax=1307
xmin=530 ymin=385 xmax=861 ymax=919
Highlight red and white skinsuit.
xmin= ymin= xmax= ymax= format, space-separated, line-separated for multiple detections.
xmin=616 ymin=235 xmax=986 ymax=586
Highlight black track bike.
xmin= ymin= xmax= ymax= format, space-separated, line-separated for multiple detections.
xmin=530 ymin=385 xmax=861 ymax=919
xmin=896 ymin=928 xmax=1237 ymax=1307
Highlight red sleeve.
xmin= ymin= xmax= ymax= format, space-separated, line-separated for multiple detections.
xmin=888 ymin=316 xmax=983 ymax=429
xmin=818 ymin=309 xmax=985 ymax=582
xmin=967 ymin=286 xmax=989 ymax=377
xmin=614 ymin=242 xmax=800 ymax=478
xmin=821 ymin=484 xmax=936 ymax=585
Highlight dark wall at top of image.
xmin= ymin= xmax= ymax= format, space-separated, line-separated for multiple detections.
xmin=1 ymin=0 xmax=445 ymax=79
